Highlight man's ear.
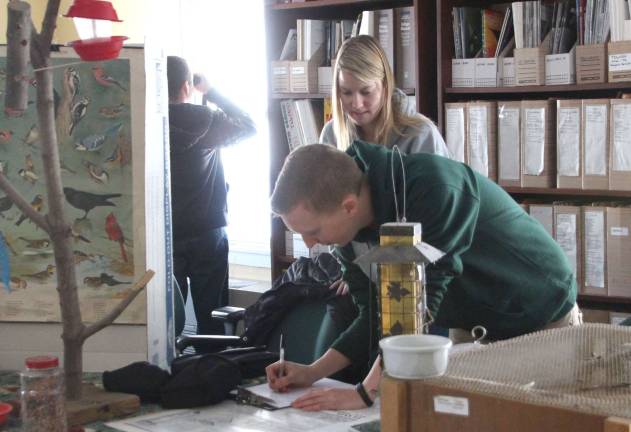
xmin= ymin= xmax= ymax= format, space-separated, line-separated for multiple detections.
xmin=341 ymin=194 xmax=359 ymax=215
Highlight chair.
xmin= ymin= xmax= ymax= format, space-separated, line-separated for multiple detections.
xmin=172 ymin=277 xmax=362 ymax=382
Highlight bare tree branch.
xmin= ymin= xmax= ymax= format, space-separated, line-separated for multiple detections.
xmin=39 ymin=0 xmax=61 ymax=50
xmin=4 ymin=1 xmax=31 ymax=117
xmin=0 ymin=173 xmax=50 ymax=233
xmin=81 ymin=270 xmax=155 ymax=341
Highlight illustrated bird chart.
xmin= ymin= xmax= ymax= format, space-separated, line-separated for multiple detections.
xmin=0 ymin=54 xmax=141 ymax=323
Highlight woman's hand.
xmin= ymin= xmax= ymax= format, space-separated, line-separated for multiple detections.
xmin=291 ymin=387 xmax=368 ymax=411
xmin=329 ymin=278 xmax=349 ymax=296
xmin=265 ymin=360 xmax=315 ymax=392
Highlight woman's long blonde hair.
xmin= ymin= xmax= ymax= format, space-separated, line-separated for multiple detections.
xmin=332 ymin=35 xmax=429 ymax=150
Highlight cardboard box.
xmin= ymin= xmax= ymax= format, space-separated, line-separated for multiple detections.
xmin=271 ymin=60 xmax=290 ymax=93
xmin=474 ymin=58 xmax=499 ymax=87
xmin=521 ymin=100 xmax=555 ymax=188
xmin=515 ymin=46 xmax=548 ymax=86
xmin=582 ymin=99 xmax=610 ymax=190
xmin=582 ymin=206 xmax=607 ymax=296
xmin=317 ymin=66 xmax=332 ymax=94
xmin=609 ymin=99 xmax=631 ymax=191
xmin=545 ymin=47 xmax=576 ymax=85
xmin=289 ymin=60 xmax=318 ymax=93
xmin=530 ymin=204 xmax=554 ymax=237
xmin=581 ymin=308 xmax=610 ymax=323
xmin=444 ymin=102 xmax=468 ymax=163
xmin=556 ymin=99 xmax=582 ymax=189
xmin=497 ymin=101 xmax=522 ymax=187
xmin=452 ymin=58 xmax=475 ymax=87
xmin=467 ymin=101 xmax=497 ymax=181
xmin=576 ymin=44 xmax=607 ymax=84
xmin=501 ymin=57 xmax=516 ymax=86
xmin=606 ymin=207 xmax=631 ymax=298
xmin=608 ymin=40 xmax=631 ymax=82
xmin=554 ymin=205 xmax=582 ymax=289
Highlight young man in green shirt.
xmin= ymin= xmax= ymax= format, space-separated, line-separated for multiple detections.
xmin=266 ymin=141 xmax=580 ymax=411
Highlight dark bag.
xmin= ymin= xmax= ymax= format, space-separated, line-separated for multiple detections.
xmin=102 ymin=361 xmax=170 ymax=402
xmin=171 ymin=346 xmax=278 ymax=380
xmin=161 ymin=354 xmax=241 ymax=409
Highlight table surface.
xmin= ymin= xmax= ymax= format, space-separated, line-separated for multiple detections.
xmin=0 ymin=370 xmax=163 ymax=432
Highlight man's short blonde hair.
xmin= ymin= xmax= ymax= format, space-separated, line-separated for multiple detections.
xmin=271 ymin=144 xmax=363 ymax=215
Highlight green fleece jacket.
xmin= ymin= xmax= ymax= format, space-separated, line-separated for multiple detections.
xmin=331 ymin=141 xmax=577 ymax=366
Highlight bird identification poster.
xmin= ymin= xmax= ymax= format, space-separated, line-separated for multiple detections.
xmin=0 ymin=47 xmax=158 ymax=324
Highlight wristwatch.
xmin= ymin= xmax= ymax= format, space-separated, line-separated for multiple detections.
xmin=355 ymin=382 xmax=374 ymax=407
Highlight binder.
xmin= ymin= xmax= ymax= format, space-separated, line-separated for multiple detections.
xmin=606 ymin=206 xmax=631 ymax=298
xmin=394 ymin=7 xmax=416 ymax=90
xmin=609 ymin=99 xmax=631 ymax=191
xmin=582 ymin=206 xmax=607 ymax=296
xmin=556 ymin=99 xmax=582 ymax=189
xmin=497 ymin=100 xmax=522 ymax=187
xmin=444 ymin=102 xmax=467 ymax=163
xmin=554 ymin=205 xmax=582 ymax=290
xmin=521 ymin=99 xmax=555 ymax=188
xmin=467 ymin=101 xmax=497 ymax=181
xmin=530 ymin=204 xmax=554 ymax=236
xmin=582 ymin=98 xmax=610 ymax=190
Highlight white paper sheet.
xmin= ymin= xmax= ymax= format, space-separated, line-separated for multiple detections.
xmin=556 ymin=213 xmax=577 ymax=274
xmin=498 ymin=106 xmax=520 ymax=180
xmin=523 ymin=108 xmax=546 ymax=175
xmin=584 ymin=104 xmax=608 ymax=176
xmin=529 ymin=206 xmax=553 ymax=236
xmin=242 ymin=378 xmax=352 ymax=409
xmin=557 ymin=107 xmax=580 ymax=177
xmin=584 ymin=210 xmax=605 ymax=289
xmin=468 ymin=106 xmax=489 ymax=177
xmin=106 ymin=399 xmax=380 ymax=432
xmin=612 ymin=103 xmax=631 ymax=171
xmin=446 ymin=107 xmax=466 ymax=162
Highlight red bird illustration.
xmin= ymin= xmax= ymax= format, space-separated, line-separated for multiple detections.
xmin=0 ymin=129 xmax=12 ymax=144
xmin=92 ymin=66 xmax=126 ymax=91
xmin=105 ymin=212 xmax=127 ymax=262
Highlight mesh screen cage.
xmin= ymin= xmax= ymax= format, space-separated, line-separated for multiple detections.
xmin=423 ymin=324 xmax=631 ymax=418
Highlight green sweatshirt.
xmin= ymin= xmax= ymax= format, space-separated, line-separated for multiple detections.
xmin=331 ymin=141 xmax=577 ymax=366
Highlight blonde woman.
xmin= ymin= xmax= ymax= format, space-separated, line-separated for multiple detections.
xmin=320 ymin=35 xmax=450 ymax=158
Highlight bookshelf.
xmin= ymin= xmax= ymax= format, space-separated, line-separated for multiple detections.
xmin=436 ymin=0 xmax=631 ymax=314
xmin=265 ymin=0 xmax=439 ymax=280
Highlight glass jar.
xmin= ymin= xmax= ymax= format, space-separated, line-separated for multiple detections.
xmin=20 ymin=355 xmax=68 ymax=432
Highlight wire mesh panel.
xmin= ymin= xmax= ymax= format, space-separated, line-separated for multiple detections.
xmin=426 ymin=324 xmax=631 ymax=418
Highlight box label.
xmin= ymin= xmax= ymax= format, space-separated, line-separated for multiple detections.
xmin=273 ymin=67 xmax=288 ymax=75
xmin=434 ymin=395 xmax=469 ymax=416
xmin=609 ymin=53 xmax=631 ymax=72
xmin=611 ymin=227 xmax=629 ymax=236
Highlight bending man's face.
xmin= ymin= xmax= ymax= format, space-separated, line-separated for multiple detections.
xmin=282 ymin=201 xmax=358 ymax=248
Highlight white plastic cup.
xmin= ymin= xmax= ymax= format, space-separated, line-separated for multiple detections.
xmin=379 ymin=334 xmax=452 ymax=379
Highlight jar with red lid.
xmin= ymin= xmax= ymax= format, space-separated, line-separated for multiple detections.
xmin=19 ymin=355 xmax=67 ymax=431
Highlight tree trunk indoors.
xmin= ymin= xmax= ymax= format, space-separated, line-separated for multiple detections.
xmin=4 ymin=0 xmax=154 ymax=400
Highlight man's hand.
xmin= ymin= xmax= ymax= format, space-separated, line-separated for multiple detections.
xmin=291 ymin=387 xmax=369 ymax=411
xmin=266 ymin=360 xmax=316 ymax=392
xmin=329 ymin=278 xmax=349 ymax=296
xmin=193 ymin=73 xmax=211 ymax=94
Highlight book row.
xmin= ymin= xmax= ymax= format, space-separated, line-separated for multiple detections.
xmin=523 ymin=202 xmax=631 ymax=298
xmin=444 ymin=98 xmax=631 ymax=191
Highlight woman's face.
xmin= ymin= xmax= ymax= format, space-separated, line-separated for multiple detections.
xmin=338 ymin=69 xmax=384 ymax=129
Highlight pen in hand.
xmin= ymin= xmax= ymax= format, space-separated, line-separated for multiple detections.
xmin=278 ymin=333 xmax=286 ymax=378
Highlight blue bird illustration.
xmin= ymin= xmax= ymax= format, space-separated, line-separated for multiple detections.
xmin=0 ymin=232 xmax=11 ymax=293
xmin=74 ymin=123 xmax=123 ymax=152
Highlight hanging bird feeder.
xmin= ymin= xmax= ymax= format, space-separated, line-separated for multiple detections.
xmin=354 ymin=222 xmax=445 ymax=337
xmin=64 ymin=0 xmax=128 ymax=61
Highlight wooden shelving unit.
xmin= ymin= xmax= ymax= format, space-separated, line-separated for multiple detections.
xmin=436 ymin=0 xmax=631 ymax=313
xmin=265 ymin=0 xmax=439 ymax=280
